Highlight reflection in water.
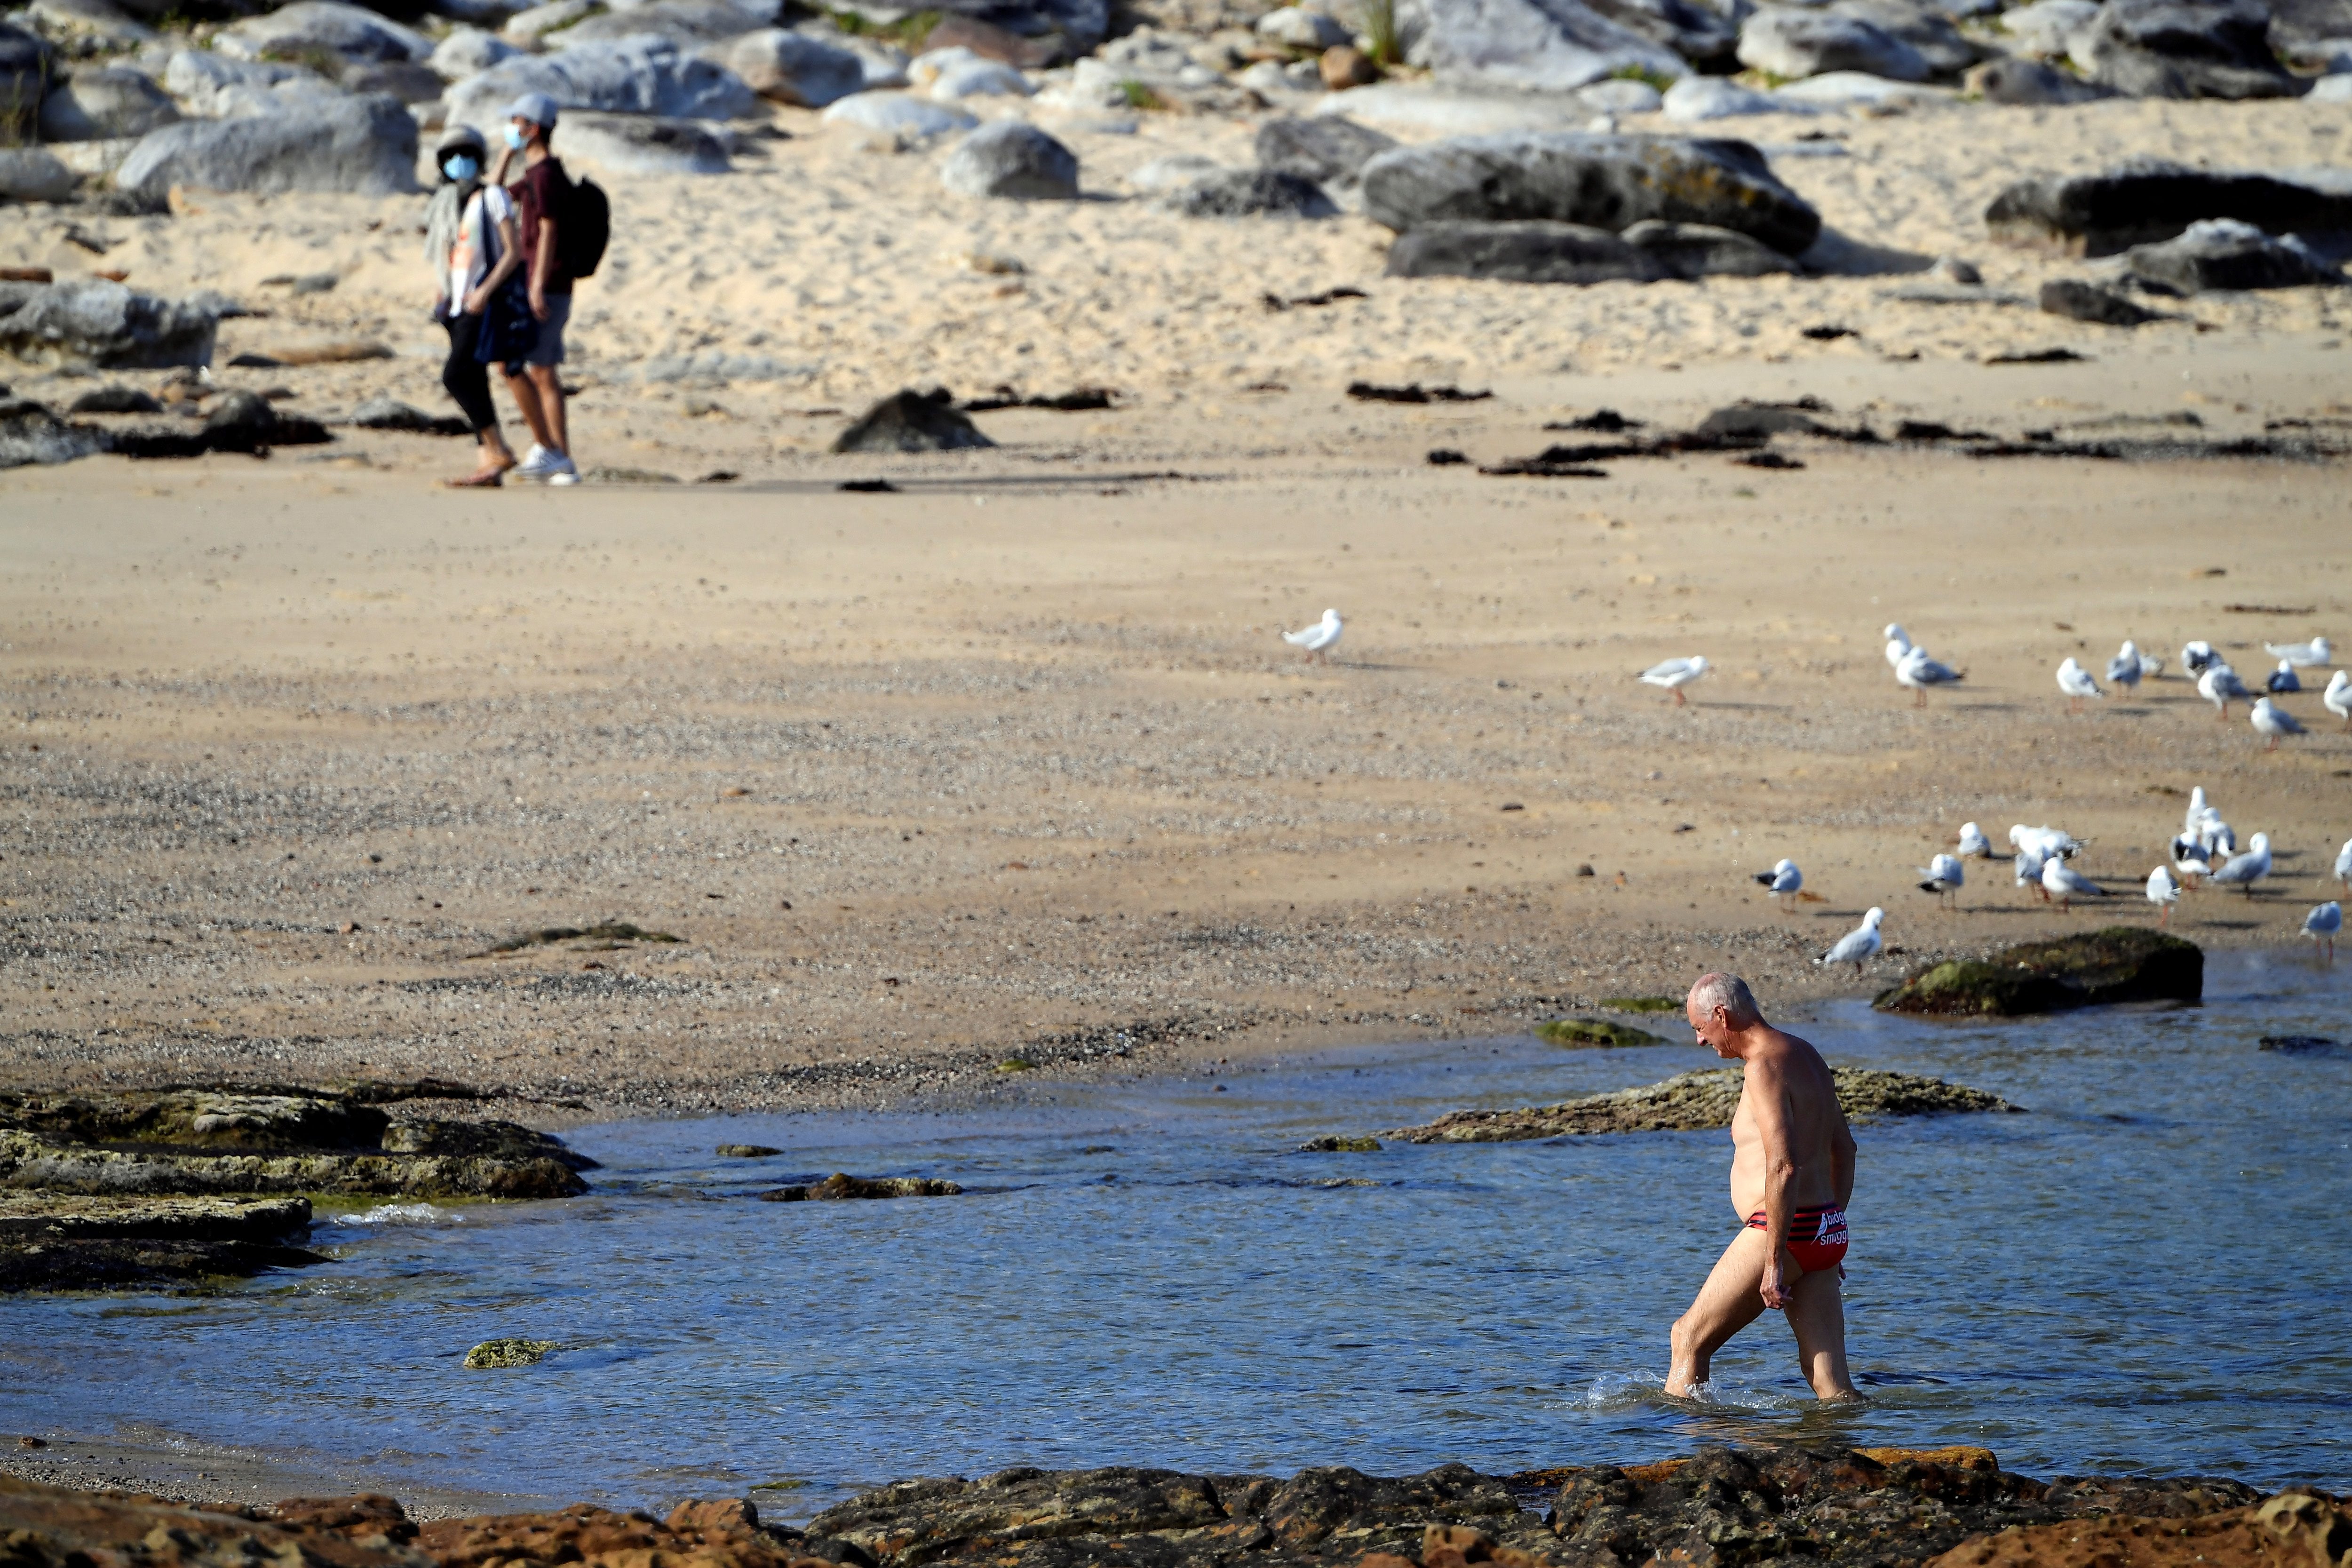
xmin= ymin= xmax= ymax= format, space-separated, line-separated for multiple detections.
xmin=4 ymin=950 xmax=2348 ymax=1511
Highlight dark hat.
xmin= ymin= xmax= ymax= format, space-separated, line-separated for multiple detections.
xmin=435 ymin=122 xmax=488 ymax=156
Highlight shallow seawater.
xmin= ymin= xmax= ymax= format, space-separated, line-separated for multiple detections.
xmin=6 ymin=950 xmax=2350 ymax=1512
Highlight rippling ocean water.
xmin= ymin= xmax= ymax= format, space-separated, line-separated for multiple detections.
xmin=5 ymin=950 xmax=2348 ymax=1512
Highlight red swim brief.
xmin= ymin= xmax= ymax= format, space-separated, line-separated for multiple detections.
xmin=1747 ymin=1203 xmax=1849 ymax=1274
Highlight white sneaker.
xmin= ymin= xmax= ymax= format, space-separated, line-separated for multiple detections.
xmin=512 ymin=443 xmax=557 ymax=478
xmin=544 ymin=451 xmax=577 ymax=478
xmin=546 ymin=469 xmax=579 ymax=487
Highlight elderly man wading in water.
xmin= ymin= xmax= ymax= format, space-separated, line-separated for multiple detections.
xmin=1666 ymin=972 xmax=1860 ymax=1402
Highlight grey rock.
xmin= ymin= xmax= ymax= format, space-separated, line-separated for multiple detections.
xmin=1386 ymin=215 xmax=1793 ymax=280
xmin=24 ymin=0 xmax=157 ymax=54
xmin=342 ymin=59 xmax=448 ymax=102
xmin=502 ymin=0 xmax=597 ymax=41
xmin=1 ymin=22 xmax=51 ymax=142
xmin=444 ymin=33 xmax=757 ymax=129
xmin=38 ymin=65 xmax=180 ymax=140
xmin=201 ymin=388 xmax=332 ymax=452
xmin=1256 ymin=6 xmax=1352 ymax=47
xmin=2039 ymin=277 xmax=2164 ymax=323
xmin=2269 ymin=0 xmax=2352 ymax=56
xmin=0 ymin=280 xmax=218 ymax=369
xmin=67 ymin=383 xmax=164 ymax=413
xmin=118 ymin=94 xmax=418 ymax=200
xmin=552 ymin=110 xmax=731 ymax=173
xmin=0 ymin=399 xmax=104 ymax=470
xmin=1830 ymin=0 xmax=1974 ymax=73
xmin=349 ymin=393 xmax=468 ymax=432
xmin=1255 ymin=113 xmax=1398 ymax=187
xmin=2123 ymin=218 xmax=2344 ymax=292
xmin=1623 ymin=216 xmax=1796 ymax=275
xmin=726 ymin=27 xmax=866 ymax=105
xmin=1966 ymin=56 xmax=2113 ymax=102
xmin=1584 ymin=0 xmax=1740 ymax=69
xmin=833 ymin=0 xmax=1107 ymax=52
xmin=1737 ymin=7 xmax=1929 ymax=80
xmin=163 ymin=51 xmax=331 ymax=117
xmin=834 ymin=33 xmax=913 ymax=89
xmin=820 ymin=90 xmax=975 ymax=136
xmin=1361 ymin=131 xmax=1822 ymax=257
xmin=1998 ymin=0 xmax=2099 ymax=57
xmin=430 ymin=26 xmax=520 ymax=78
xmin=1400 ymin=0 xmax=1689 ymax=93
xmin=216 ymin=0 xmax=431 ymax=63
xmin=0 ymin=147 xmax=77 ymax=204
xmin=2081 ymin=0 xmax=2299 ymax=97
xmin=1576 ymin=76 xmax=1664 ymax=111
xmin=832 ymin=388 xmax=995 ymax=452
xmin=1661 ymin=74 xmax=1809 ymax=117
xmin=1129 ymin=153 xmax=1222 ymax=193
xmin=1986 ymin=158 xmax=2352 ymax=255
xmin=939 ymin=120 xmax=1077 ymax=199
xmin=550 ymin=0 xmax=780 ymax=49
xmin=1166 ymin=167 xmax=1335 ymax=217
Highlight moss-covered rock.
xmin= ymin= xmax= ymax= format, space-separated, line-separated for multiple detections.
xmin=1382 ymin=1067 xmax=2019 ymax=1143
xmin=1537 ymin=1018 xmax=1667 ymax=1049
xmin=1601 ymin=995 xmax=1681 ymax=1013
xmin=757 ymin=1173 xmax=962 ymax=1202
xmin=464 ymin=1337 xmax=557 ymax=1369
xmin=1875 ymin=928 xmax=2202 ymax=1016
xmin=1297 ymin=1135 xmax=1382 ymax=1152
xmin=0 ymin=1192 xmax=318 ymax=1293
xmin=717 ymin=1143 xmax=783 ymax=1158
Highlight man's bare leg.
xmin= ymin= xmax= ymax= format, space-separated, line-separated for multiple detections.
xmin=504 ymin=372 xmax=554 ymax=450
xmin=1786 ymin=1265 xmax=1860 ymax=1401
xmin=1667 ymin=1228 xmax=1770 ymax=1395
xmin=526 ymin=364 xmax=568 ymax=455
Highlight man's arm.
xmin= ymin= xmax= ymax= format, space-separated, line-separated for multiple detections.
xmin=530 ymin=212 xmax=558 ymax=320
xmin=1748 ymin=1055 xmax=1801 ymax=1308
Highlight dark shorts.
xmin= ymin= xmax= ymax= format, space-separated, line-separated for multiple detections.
xmin=509 ymin=291 xmax=572 ymax=371
xmin=1748 ymin=1204 xmax=1849 ymax=1274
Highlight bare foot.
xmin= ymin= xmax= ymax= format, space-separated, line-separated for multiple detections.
xmin=444 ymin=467 xmax=506 ymax=488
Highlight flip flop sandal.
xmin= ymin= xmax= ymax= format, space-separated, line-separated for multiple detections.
xmin=444 ymin=470 xmax=506 ymax=488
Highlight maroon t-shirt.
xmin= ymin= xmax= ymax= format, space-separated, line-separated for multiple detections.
xmin=513 ymin=156 xmax=575 ymax=296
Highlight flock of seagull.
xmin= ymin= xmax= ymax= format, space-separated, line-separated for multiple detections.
xmin=1274 ymin=609 xmax=2345 ymax=969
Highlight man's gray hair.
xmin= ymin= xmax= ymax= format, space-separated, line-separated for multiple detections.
xmin=1688 ymin=972 xmax=1761 ymax=1024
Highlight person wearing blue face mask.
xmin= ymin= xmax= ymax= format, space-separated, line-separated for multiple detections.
xmin=426 ymin=122 xmax=522 ymax=486
xmin=484 ymin=92 xmax=577 ymax=484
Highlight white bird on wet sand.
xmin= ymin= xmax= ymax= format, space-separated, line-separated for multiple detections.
xmin=2251 ymin=696 xmax=2306 ymax=751
xmin=1282 ymin=608 xmax=1343 ymax=662
xmin=2266 ymin=660 xmax=2302 ymax=695
xmin=2106 ymin=640 xmax=2150 ymax=690
xmin=2042 ymin=853 xmax=2104 ymax=913
xmin=2336 ymin=835 xmax=2352 ymax=891
xmin=1884 ymin=624 xmax=1912 ymax=669
xmin=1917 ymin=852 xmax=1964 ymax=907
xmin=2010 ymin=823 xmax=2082 ymax=860
xmin=1753 ymin=858 xmax=1802 ymax=909
xmin=2209 ymin=832 xmax=2272 ymax=896
xmin=2146 ymin=865 xmax=2182 ymax=925
xmin=1820 ymin=907 xmax=1885 ymax=972
xmin=1640 ymin=655 xmax=1709 ymax=706
xmin=2182 ymin=640 xmax=2219 ymax=676
xmin=2199 ymin=663 xmax=2252 ymax=720
xmin=2057 ymin=657 xmax=2103 ymax=712
xmin=1956 ymin=821 xmax=1993 ymax=859
xmin=2183 ymin=786 xmax=2209 ymax=837
xmin=1896 ymin=645 xmax=1964 ymax=706
xmin=2015 ymin=845 xmax=2051 ymax=902
xmin=2325 ymin=671 xmax=2352 ymax=729
xmin=2304 ymin=900 xmax=2343 ymax=961
xmin=2266 ymin=635 xmax=2332 ymax=668
xmin=2171 ymin=842 xmax=2212 ymax=887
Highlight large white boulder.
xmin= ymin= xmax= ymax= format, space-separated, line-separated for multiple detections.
xmin=116 ymin=93 xmax=419 ymax=199
xmin=444 ymin=32 xmax=757 ymax=127
xmin=725 ymin=28 xmax=865 ymax=105
xmin=940 ymin=119 xmax=1078 ymax=198
xmin=1398 ymin=0 xmax=1687 ymax=92
xmin=819 ymin=89 xmax=975 ymax=135
xmin=215 ymin=0 xmax=430 ymax=63
xmin=431 ymin=26 xmax=522 ymax=79
xmin=38 ymin=65 xmax=179 ymax=140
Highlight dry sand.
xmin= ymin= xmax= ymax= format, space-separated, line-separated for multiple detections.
xmin=1 ymin=90 xmax=2348 ymax=1121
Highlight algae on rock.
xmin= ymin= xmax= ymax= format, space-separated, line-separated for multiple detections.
xmin=1875 ymin=928 xmax=2201 ymax=1016
xmin=1536 ymin=1017 xmax=1666 ymax=1048
xmin=464 ymin=1337 xmax=558 ymax=1369
xmin=1380 ymin=1066 xmax=2019 ymax=1143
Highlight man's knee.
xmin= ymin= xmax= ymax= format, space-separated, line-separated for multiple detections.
xmin=528 ymin=364 xmax=562 ymax=390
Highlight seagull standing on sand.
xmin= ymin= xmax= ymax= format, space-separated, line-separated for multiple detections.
xmin=1753 ymin=858 xmax=1802 ymax=911
xmin=2209 ymin=832 xmax=2272 ymax=897
xmin=2251 ymin=696 xmax=2306 ymax=751
xmin=1917 ymin=853 xmax=1964 ymax=908
xmin=2267 ymin=660 xmax=2302 ymax=695
xmin=2336 ymin=836 xmax=2352 ymax=892
xmin=2266 ymin=636 xmax=2332 ymax=668
xmin=1896 ymin=645 xmax=1964 ymax=706
xmin=2182 ymin=641 xmax=2219 ymax=676
xmin=2146 ymin=865 xmax=2182 ymax=926
xmin=1956 ymin=821 xmax=1993 ymax=859
xmin=2057 ymin=657 xmax=2103 ymax=712
xmin=1820 ymin=907 xmax=1885 ymax=973
xmin=2171 ymin=841 xmax=2212 ymax=887
xmin=2010 ymin=824 xmax=2082 ymax=861
xmin=2015 ymin=845 xmax=2051 ymax=902
xmin=2107 ymin=641 xmax=2149 ymax=691
xmin=2183 ymin=786 xmax=2209 ymax=836
xmin=1640 ymin=655 xmax=1709 ymax=706
xmin=2199 ymin=663 xmax=2252 ymax=720
xmin=2304 ymin=901 xmax=2343 ymax=962
xmin=2324 ymin=671 xmax=2351 ymax=729
xmin=1884 ymin=624 xmax=1912 ymax=669
xmin=2042 ymin=853 xmax=2104 ymax=913
xmin=1282 ymin=608 xmax=1343 ymax=663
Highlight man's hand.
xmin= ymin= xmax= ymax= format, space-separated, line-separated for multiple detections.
xmin=462 ymin=286 xmax=487 ymax=315
xmin=529 ymin=286 xmax=548 ymax=321
xmin=1760 ymin=1256 xmax=1790 ymax=1311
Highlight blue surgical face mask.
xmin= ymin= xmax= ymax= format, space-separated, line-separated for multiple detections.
xmin=503 ymin=124 xmax=526 ymax=150
xmin=443 ymin=154 xmax=480 ymax=182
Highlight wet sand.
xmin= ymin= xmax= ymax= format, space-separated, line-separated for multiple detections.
xmin=2 ymin=334 xmax=2345 ymax=1122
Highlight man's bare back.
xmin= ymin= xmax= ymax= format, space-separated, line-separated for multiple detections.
xmin=1666 ymin=972 xmax=1860 ymax=1401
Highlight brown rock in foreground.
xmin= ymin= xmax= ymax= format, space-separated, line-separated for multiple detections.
xmin=1380 ymin=1067 xmax=2019 ymax=1144
xmin=1927 ymin=1489 xmax=2352 ymax=1568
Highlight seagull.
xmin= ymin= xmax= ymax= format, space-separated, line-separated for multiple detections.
xmin=2057 ymin=657 xmax=2103 ymax=712
xmin=2183 ymin=786 xmax=2209 ymax=836
xmin=1895 ymin=645 xmax=1964 ymax=707
xmin=2265 ymin=636 xmax=2332 ymax=668
xmin=2106 ymin=640 xmax=2148 ymax=691
xmin=2251 ymin=696 xmax=2306 ymax=751
xmin=2145 ymin=865 xmax=2182 ymax=926
xmin=2209 ymin=832 xmax=2272 ymax=897
xmin=2199 ymin=663 xmax=2251 ymax=721
xmin=2181 ymin=640 xmax=2219 ymax=676
xmin=1956 ymin=821 xmax=1993 ymax=859
xmin=2304 ymin=900 xmax=2343 ymax=962
xmin=2325 ymin=671 xmax=2351 ymax=729
xmin=1883 ymin=624 xmax=1912 ymax=669
xmin=2139 ymin=652 xmax=2167 ymax=680
xmin=2266 ymin=660 xmax=2302 ymax=695
xmin=1917 ymin=852 xmax=1964 ymax=907
xmin=2198 ymin=816 xmax=2236 ymax=861
xmin=2171 ymin=841 xmax=2212 ymax=887
xmin=1282 ymin=608 xmax=1343 ymax=663
xmin=2015 ymin=845 xmax=2051 ymax=902
xmin=1640 ymin=655 xmax=1709 ymax=706
xmin=1753 ymin=858 xmax=1802 ymax=910
xmin=2010 ymin=824 xmax=2082 ymax=860
xmin=1820 ymin=906 xmax=1884 ymax=972
xmin=2337 ymin=835 xmax=2352 ymax=892
xmin=2042 ymin=853 xmax=2104 ymax=913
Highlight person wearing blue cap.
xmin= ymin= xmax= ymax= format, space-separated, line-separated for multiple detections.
xmin=487 ymin=90 xmax=578 ymax=483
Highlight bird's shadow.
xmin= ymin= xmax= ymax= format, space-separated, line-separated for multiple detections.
xmin=1697 ymin=700 xmax=1796 ymax=713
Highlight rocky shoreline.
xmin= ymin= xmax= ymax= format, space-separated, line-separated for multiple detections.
xmin=1368 ymin=1066 xmax=2018 ymax=1144
xmin=3 ymin=1444 xmax=2345 ymax=1568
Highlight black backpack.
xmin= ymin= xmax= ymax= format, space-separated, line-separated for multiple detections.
xmin=544 ymin=159 xmax=610 ymax=281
